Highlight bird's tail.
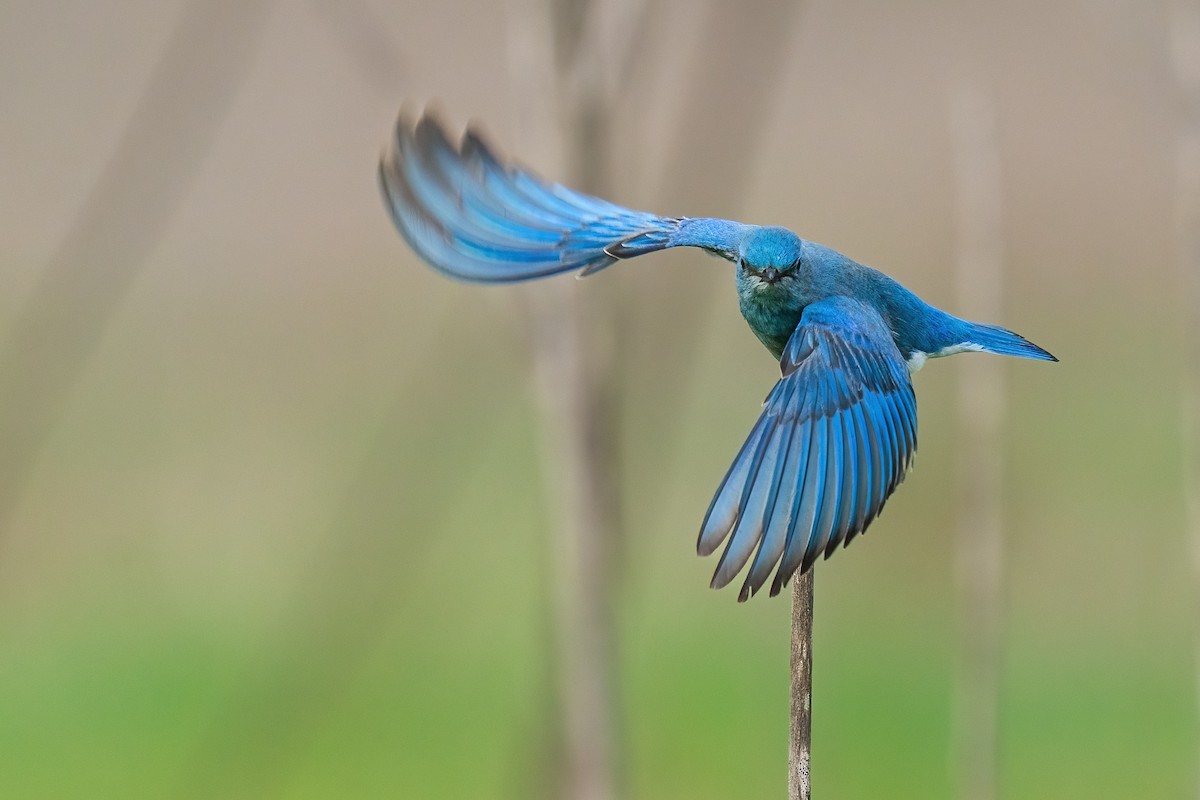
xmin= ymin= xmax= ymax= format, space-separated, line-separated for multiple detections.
xmin=963 ymin=322 xmax=1058 ymax=362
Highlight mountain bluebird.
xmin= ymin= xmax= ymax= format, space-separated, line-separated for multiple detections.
xmin=379 ymin=113 xmax=1056 ymax=601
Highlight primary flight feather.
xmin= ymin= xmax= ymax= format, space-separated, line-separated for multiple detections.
xmin=379 ymin=112 xmax=1056 ymax=601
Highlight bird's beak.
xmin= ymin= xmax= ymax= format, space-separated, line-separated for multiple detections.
xmin=762 ymin=266 xmax=780 ymax=284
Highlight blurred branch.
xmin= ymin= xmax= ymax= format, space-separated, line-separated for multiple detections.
xmin=653 ymin=0 xmax=805 ymax=212
xmin=0 ymin=0 xmax=271 ymax=540
xmin=508 ymin=3 xmax=812 ymax=797
xmin=628 ymin=0 xmax=807 ymax=516
xmin=788 ymin=571 xmax=813 ymax=800
xmin=310 ymin=0 xmax=406 ymax=94
xmin=1169 ymin=4 xmax=1200 ymax=797
xmin=567 ymin=0 xmax=654 ymax=112
xmin=504 ymin=1 xmax=656 ymax=797
xmin=948 ymin=82 xmax=1005 ymax=800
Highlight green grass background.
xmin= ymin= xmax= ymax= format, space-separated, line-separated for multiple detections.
xmin=0 ymin=287 xmax=1189 ymax=798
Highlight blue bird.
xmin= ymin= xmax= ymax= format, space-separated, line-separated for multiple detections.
xmin=379 ymin=113 xmax=1056 ymax=601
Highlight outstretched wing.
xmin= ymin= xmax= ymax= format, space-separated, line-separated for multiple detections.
xmin=379 ymin=113 xmax=749 ymax=281
xmin=697 ymin=297 xmax=918 ymax=601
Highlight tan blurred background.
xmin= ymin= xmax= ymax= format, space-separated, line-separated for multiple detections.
xmin=0 ymin=1 xmax=1193 ymax=798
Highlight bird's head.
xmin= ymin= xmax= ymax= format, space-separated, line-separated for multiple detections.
xmin=737 ymin=227 xmax=803 ymax=294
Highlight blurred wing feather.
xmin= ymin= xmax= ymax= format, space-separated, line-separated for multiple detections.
xmin=379 ymin=114 xmax=687 ymax=281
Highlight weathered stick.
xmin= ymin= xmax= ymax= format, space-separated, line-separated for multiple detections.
xmin=788 ymin=570 xmax=814 ymax=800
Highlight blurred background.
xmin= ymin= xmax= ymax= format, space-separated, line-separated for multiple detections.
xmin=0 ymin=1 xmax=1195 ymax=797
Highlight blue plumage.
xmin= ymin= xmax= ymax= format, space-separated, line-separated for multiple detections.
xmin=379 ymin=113 xmax=1056 ymax=600
xmin=695 ymin=297 xmax=918 ymax=598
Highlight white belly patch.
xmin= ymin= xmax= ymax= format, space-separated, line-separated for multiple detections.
xmin=906 ymin=342 xmax=985 ymax=373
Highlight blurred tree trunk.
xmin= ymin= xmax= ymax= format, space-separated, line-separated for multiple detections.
xmin=505 ymin=1 xmax=649 ymax=797
xmin=505 ymin=3 xmax=814 ymax=797
xmin=948 ymin=84 xmax=1005 ymax=800
xmin=1169 ymin=4 xmax=1200 ymax=798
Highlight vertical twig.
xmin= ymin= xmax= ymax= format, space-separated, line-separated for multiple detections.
xmin=1169 ymin=4 xmax=1200 ymax=797
xmin=788 ymin=571 xmax=813 ymax=800
xmin=948 ymin=84 xmax=1006 ymax=800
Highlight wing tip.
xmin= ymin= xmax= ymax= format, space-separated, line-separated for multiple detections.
xmin=697 ymin=537 xmax=721 ymax=558
xmin=709 ymin=569 xmax=733 ymax=591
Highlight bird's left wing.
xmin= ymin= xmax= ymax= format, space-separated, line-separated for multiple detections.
xmin=379 ymin=113 xmax=749 ymax=282
xmin=697 ymin=297 xmax=917 ymax=601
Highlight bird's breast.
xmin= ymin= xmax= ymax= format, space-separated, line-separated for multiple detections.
xmin=738 ymin=289 xmax=806 ymax=360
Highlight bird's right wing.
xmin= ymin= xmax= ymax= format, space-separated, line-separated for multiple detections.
xmin=697 ymin=297 xmax=918 ymax=601
xmin=379 ymin=113 xmax=749 ymax=282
